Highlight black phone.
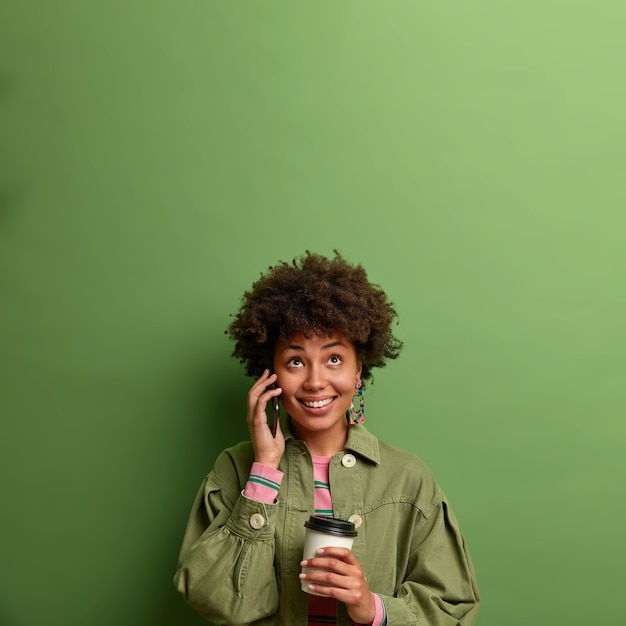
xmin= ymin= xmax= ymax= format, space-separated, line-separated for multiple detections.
xmin=269 ymin=381 xmax=280 ymax=437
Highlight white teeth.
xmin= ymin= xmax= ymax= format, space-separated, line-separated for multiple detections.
xmin=302 ymin=398 xmax=333 ymax=409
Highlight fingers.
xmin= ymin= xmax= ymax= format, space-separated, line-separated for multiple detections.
xmin=247 ymin=370 xmax=284 ymax=468
xmin=300 ymin=548 xmax=367 ymax=589
xmin=299 ymin=550 xmax=374 ymax=623
xmin=301 ymin=548 xmax=355 ymax=575
xmin=248 ymin=369 xmax=277 ymax=401
xmin=247 ymin=370 xmax=281 ymax=425
xmin=311 ymin=546 xmax=358 ymax=564
xmin=248 ymin=370 xmax=281 ymax=402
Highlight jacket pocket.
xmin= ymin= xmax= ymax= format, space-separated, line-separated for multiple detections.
xmin=233 ymin=538 xmax=251 ymax=593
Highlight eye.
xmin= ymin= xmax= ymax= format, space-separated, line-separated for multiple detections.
xmin=287 ymin=357 xmax=303 ymax=368
xmin=327 ymin=354 xmax=343 ymax=366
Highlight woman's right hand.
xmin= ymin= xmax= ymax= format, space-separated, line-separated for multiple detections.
xmin=247 ymin=370 xmax=285 ymax=469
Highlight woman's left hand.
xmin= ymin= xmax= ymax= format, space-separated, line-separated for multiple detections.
xmin=300 ymin=547 xmax=376 ymax=624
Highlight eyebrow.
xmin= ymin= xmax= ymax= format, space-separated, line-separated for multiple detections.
xmin=283 ymin=341 xmax=346 ymax=352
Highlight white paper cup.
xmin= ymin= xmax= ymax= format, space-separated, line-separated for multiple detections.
xmin=301 ymin=516 xmax=357 ymax=595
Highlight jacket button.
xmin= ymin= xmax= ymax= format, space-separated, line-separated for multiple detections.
xmin=348 ymin=514 xmax=363 ymax=529
xmin=341 ymin=453 xmax=357 ymax=468
xmin=249 ymin=513 xmax=265 ymax=529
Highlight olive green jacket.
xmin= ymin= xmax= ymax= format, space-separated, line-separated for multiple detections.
xmin=174 ymin=425 xmax=480 ymax=625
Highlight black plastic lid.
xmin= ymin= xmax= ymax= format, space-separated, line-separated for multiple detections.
xmin=304 ymin=515 xmax=357 ymax=537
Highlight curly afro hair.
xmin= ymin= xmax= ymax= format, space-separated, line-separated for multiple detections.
xmin=227 ymin=250 xmax=403 ymax=381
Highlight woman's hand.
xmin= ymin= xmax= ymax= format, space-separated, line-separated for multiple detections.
xmin=299 ymin=547 xmax=376 ymax=624
xmin=247 ymin=370 xmax=285 ymax=469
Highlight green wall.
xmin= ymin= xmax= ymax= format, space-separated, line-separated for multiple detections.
xmin=2 ymin=2 xmax=625 ymax=625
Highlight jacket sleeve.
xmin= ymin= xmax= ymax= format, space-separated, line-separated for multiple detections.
xmin=173 ymin=449 xmax=280 ymax=626
xmin=379 ymin=491 xmax=480 ymax=626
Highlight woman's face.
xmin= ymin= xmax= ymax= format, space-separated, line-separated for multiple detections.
xmin=273 ymin=330 xmax=361 ymax=447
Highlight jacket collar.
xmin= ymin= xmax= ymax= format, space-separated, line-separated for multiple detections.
xmin=345 ymin=424 xmax=381 ymax=464
xmin=284 ymin=422 xmax=380 ymax=465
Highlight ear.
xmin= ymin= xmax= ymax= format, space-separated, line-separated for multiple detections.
xmin=356 ymin=363 xmax=362 ymax=380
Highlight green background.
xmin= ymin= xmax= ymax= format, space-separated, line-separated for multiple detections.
xmin=2 ymin=2 xmax=625 ymax=625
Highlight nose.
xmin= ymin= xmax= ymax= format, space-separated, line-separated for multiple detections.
xmin=303 ymin=363 xmax=326 ymax=390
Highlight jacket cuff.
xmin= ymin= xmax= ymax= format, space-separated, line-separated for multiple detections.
xmin=375 ymin=594 xmax=418 ymax=626
xmin=224 ymin=490 xmax=279 ymax=541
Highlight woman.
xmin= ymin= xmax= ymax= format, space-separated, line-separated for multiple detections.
xmin=174 ymin=251 xmax=480 ymax=625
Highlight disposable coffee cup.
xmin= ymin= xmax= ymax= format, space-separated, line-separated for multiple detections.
xmin=301 ymin=515 xmax=357 ymax=595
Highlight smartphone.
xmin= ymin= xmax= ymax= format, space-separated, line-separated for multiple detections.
xmin=269 ymin=381 xmax=280 ymax=437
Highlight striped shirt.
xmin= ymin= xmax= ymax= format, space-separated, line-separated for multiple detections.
xmin=244 ymin=459 xmax=386 ymax=625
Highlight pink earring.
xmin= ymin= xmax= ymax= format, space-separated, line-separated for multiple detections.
xmin=349 ymin=377 xmax=365 ymax=425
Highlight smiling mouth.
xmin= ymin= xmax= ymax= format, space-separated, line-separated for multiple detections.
xmin=300 ymin=398 xmax=335 ymax=409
